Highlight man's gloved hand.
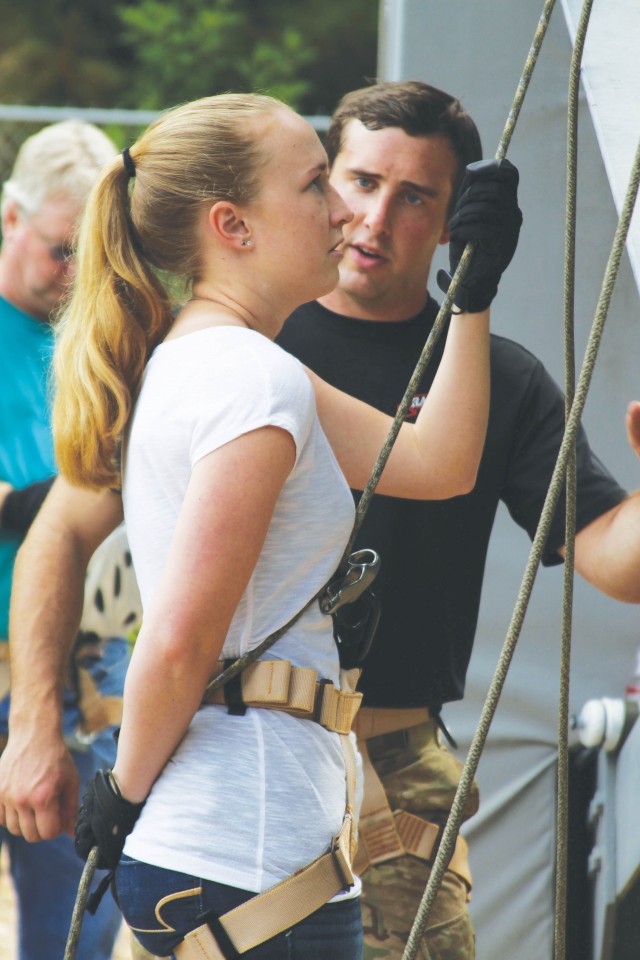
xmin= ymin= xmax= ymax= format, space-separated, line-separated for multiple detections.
xmin=437 ymin=158 xmax=523 ymax=313
xmin=75 ymin=769 xmax=145 ymax=870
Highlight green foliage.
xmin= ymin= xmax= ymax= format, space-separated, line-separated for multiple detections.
xmin=0 ymin=0 xmax=134 ymax=106
xmin=0 ymin=0 xmax=378 ymax=116
xmin=116 ymin=0 xmax=315 ymax=109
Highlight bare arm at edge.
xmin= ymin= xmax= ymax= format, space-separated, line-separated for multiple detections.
xmin=560 ymin=403 xmax=640 ymax=604
xmin=0 ymin=478 xmax=123 ymax=841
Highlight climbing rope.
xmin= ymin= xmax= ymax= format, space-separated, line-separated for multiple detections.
xmin=555 ymin=0 xmax=595 ymax=954
xmin=63 ymin=847 xmax=99 ymax=960
xmin=345 ymin=0 xmax=561 ymax=558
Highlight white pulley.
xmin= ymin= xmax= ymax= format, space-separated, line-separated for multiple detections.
xmin=574 ymin=697 xmax=639 ymax=752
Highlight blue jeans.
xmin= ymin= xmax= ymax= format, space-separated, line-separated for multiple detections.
xmin=115 ymin=856 xmax=363 ymax=959
xmin=0 ymin=636 xmax=130 ymax=960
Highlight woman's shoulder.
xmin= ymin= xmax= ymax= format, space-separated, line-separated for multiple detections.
xmin=155 ymin=326 xmax=303 ymax=378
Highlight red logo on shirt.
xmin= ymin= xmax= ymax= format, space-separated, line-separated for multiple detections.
xmin=402 ymin=393 xmax=429 ymax=421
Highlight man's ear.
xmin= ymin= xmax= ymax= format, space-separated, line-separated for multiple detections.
xmin=439 ymin=223 xmax=451 ymax=246
xmin=1 ymin=199 xmax=21 ymax=240
xmin=206 ymin=201 xmax=250 ymax=248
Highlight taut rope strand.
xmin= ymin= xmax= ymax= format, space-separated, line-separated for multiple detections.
xmin=163 ymin=0 xmax=562 ymax=709
xmin=555 ymin=0 xmax=595 ymax=955
xmin=63 ymin=847 xmax=99 ymax=960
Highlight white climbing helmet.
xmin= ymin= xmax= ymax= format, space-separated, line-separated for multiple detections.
xmin=80 ymin=523 xmax=142 ymax=638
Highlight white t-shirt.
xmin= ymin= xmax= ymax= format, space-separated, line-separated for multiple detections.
xmin=122 ymin=327 xmax=360 ymax=895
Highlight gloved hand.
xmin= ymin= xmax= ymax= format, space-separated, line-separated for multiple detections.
xmin=437 ymin=158 xmax=522 ymax=313
xmin=75 ymin=769 xmax=145 ymax=870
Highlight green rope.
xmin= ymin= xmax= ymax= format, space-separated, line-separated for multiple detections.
xmin=194 ymin=0 xmax=562 ymax=688
xmin=203 ymin=0 xmax=560 ymax=698
xmin=63 ymin=847 xmax=99 ymax=959
xmin=403 ymin=135 xmax=640 ymax=958
xmin=555 ymin=1 xmax=595 ymax=955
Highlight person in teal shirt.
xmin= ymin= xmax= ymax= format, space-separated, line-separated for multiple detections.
xmin=0 ymin=120 xmax=130 ymax=960
xmin=0 ymin=297 xmax=54 ymax=636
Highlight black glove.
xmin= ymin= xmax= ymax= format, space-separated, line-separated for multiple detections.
xmin=437 ymin=158 xmax=522 ymax=313
xmin=75 ymin=769 xmax=145 ymax=870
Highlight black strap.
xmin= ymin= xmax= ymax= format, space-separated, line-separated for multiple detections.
xmin=197 ymin=909 xmax=239 ymax=959
xmin=222 ymin=659 xmax=247 ymax=716
xmin=433 ymin=710 xmax=458 ymax=750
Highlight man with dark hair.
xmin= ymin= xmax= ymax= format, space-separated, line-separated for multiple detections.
xmin=325 ymin=80 xmax=483 ymax=215
xmin=1 ymin=82 xmax=639 ymax=960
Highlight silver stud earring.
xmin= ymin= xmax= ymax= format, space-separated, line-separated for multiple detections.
xmin=241 ymin=240 xmax=253 ymax=247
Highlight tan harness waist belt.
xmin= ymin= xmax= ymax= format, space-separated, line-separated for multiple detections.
xmin=353 ymin=705 xmax=431 ymax=739
xmin=202 ymin=659 xmax=362 ymax=735
xmin=353 ymin=707 xmax=472 ymax=890
xmin=77 ymin=654 xmax=364 ymax=738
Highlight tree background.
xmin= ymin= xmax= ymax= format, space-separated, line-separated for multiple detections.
xmin=0 ymin=0 xmax=378 ymax=116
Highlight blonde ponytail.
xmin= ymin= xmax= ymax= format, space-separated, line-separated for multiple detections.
xmin=53 ymin=160 xmax=173 ymax=488
xmin=52 ymin=92 xmax=285 ymax=489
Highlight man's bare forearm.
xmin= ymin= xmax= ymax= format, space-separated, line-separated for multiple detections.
xmin=0 ymin=480 xmax=122 ymax=839
xmin=8 ymin=478 xmax=123 ymax=732
xmin=566 ymin=405 xmax=640 ymax=604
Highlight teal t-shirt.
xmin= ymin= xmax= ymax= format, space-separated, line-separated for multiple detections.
xmin=0 ymin=295 xmax=55 ymax=638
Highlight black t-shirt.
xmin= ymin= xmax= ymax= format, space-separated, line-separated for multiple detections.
xmin=276 ymin=298 xmax=627 ymax=709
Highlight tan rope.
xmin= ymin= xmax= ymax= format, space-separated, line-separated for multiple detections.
xmin=555 ymin=1 xmax=595 ymax=955
xmin=63 ymin=847 xmax=99 ymax=960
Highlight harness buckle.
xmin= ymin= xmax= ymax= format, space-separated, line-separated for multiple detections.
xmin=331 ymin=815 xmax=356 ymax=891
xmin=319 ymin=549 xmax=380 ymax=615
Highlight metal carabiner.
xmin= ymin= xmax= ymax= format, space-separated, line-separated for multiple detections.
xmin=319 ymin=548 xmax=381 ymax=615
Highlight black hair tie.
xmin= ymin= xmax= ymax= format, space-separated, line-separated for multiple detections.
xmin=122 ymin=147 xmax=136 ymax=179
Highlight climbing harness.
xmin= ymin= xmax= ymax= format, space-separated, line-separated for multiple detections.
xmin=352 ymin=708 xmax=472 ymax=888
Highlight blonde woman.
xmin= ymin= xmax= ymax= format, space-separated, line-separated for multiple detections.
xmin=55 ymin=94 xmax=518 ymax=958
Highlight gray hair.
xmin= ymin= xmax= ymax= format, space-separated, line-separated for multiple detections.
xmin=2 ymin=119 xmax=117 ymax=216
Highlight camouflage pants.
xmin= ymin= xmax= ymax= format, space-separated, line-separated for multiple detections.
xmin=360 ymin=721 xmax=479 ymax=960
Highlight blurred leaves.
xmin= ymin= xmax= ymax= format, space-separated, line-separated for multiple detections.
xmin=0 ymin=0 xmax=377 ymax=115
